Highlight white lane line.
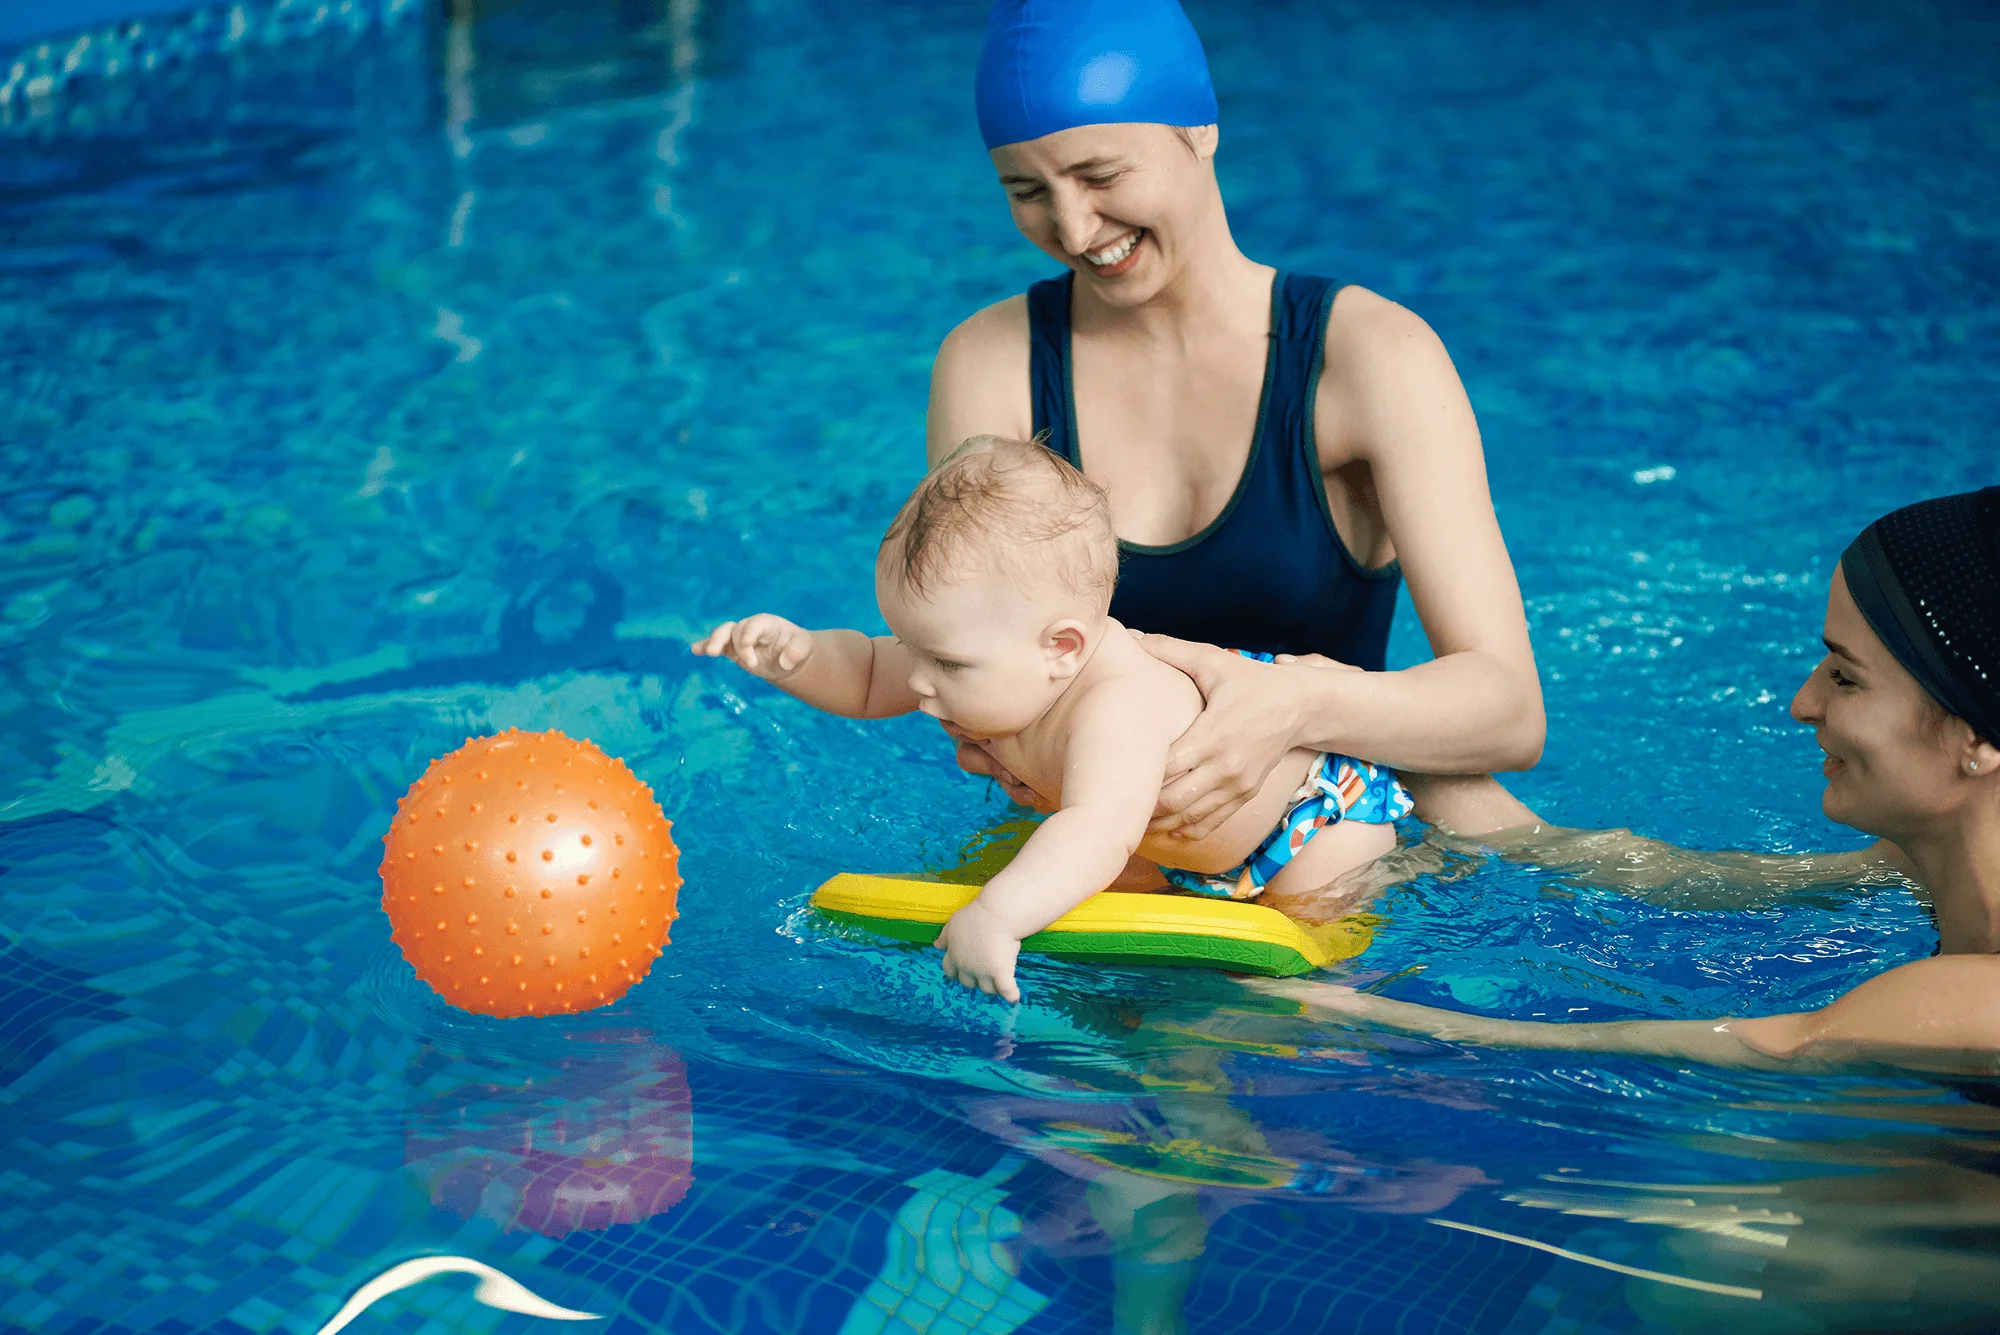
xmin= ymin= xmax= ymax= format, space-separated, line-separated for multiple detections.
xmin=1428 ymin=1219 xmax=1763 ymax=1299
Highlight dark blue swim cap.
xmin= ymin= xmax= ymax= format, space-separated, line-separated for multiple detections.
xmin=1841 ymin=486 xmax=2000 ymax=747
xmin=976 ymin=0 xmax=1219 ymax=151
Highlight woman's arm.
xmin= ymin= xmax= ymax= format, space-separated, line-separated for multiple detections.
xmin=1316 ymin=290 xmax=1545 ymax=770
xmin=1144 ymin=292 xmax=1543 ymax=839
xmin=1251 ymin=955 xmax=2000 ymax=1077
xmin=1466 ymin=824 xmax=1912 ymax=908
xmin=1247 ymin=675 xmax=1910 ymax=907
xmin=1728 ymin=957 xmax=2000 ymax=1072
xmin=1256 ymin=977 xmax=1775 ymax=1066
xmin=1396 ymin=769 xmax=1912 ymax=908
xmin=1140 ymin=647 xmax=1543 ymax=838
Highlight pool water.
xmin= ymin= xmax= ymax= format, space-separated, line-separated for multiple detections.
xmin=3 ymin=0 xmax=1999 ymax=1332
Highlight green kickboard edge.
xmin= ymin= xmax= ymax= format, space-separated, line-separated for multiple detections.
xmin=815 ymin=908 xmax=1315 ymax=978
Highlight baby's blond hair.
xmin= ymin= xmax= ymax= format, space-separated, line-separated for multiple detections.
xmin=880 ymin=435 xmax=1119 ymax=607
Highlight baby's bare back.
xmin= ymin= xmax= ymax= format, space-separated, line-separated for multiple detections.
xmin=983 ymin=632 xmax=1317 ymax=876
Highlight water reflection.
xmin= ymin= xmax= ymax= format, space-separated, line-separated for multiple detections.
xmin=955 ymin=1002 xmax=1502 ymax=1335
xmin=404 ymin=1045 xmax=693 ymax=1238
xmin=782 ymin=976 xmax=2000 ymax=1333
xmin=1629 ymin=1161 xmax=2000 ymax=1331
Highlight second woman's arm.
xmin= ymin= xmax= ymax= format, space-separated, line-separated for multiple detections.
xmin=1249 ymin=954 xmax=2000 ymax=1078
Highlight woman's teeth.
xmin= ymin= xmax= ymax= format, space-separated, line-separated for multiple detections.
xmin=1084 ymin=231 xmax=1141 ymax=267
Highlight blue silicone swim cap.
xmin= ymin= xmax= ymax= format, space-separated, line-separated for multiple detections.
xmin=976 ymin=0 xmax=1219 ymax=151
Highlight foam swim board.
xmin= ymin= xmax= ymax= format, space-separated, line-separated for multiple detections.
xmin=810 ymin=874 xmax=1373 ymax=978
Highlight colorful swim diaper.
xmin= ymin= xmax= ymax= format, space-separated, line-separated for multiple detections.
xmin=1160 ymin=652 xmax=1412 ymax=901
xmin=1160 ymin=750 xmax=1411 ymax=900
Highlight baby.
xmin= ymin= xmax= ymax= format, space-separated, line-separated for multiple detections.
xmin=694 ymin=436 xmax=1410 ymax=1001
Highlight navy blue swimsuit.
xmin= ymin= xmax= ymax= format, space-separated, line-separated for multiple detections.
xmin=1027 ymin=271 xmax=1403 ymax=670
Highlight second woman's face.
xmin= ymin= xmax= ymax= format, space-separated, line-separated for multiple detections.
xmin=989 ymin=122 xmax=1218 ymax=306
xmin=1790 ymin=567 xmax=1963 ymax=839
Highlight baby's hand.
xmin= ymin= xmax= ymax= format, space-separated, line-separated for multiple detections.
xmin=692 ymin=614 xmax=815 ymax=682
xmin=935 ymin=899 xmax=1023 ymax=1004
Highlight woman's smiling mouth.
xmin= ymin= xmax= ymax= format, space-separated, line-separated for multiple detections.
xmin=1082 ymin=228 xmax=1145 ymax=275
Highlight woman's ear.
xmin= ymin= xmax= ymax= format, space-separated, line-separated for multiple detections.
xmin=1186 ymin=124 xmax=1218 ymax=160
xmin=1044 ymin=618 xmax=1092 ymax=679
xmin=1938 ymin=706 xmax=2000 ymax=783
xmin=1962 ymin=727 xmax=2000 ymax=784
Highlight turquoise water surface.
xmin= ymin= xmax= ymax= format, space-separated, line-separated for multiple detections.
xmin=3 ymin=1 xmax=1999 ymax=1332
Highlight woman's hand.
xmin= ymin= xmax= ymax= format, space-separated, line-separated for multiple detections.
xmin=1139 ymin=634 xmax=1355 ymax=841
xmin=943 ymin=721 xmax=1054 ymax=812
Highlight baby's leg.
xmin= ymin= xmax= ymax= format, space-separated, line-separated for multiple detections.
xmin=1262 ymin=818 xmax=1396 ymax=902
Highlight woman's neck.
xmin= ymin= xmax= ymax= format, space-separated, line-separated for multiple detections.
xmin=1151 ymin=236 xmax=1267 ymax=324
xmin=1903 ymin=800 xmax=2000 ymax=953
xmin=1073 ymin=192 xmax=1270 ymax=345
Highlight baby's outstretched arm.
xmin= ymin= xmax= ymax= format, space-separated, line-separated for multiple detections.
xmin=693 ymin=615 xmax=920 ymax=718
xmin=938 ymin=690 xmax=1172 ymax=1002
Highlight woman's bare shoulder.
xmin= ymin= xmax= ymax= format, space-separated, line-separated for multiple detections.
xmin=928 ymin=295 xmax=1032 ymax=462
xmin=1317 ymin=282 xmax=1476 ymax=473
xmin=1733 ymin=954 xmax=2000 ymax=1071
xmin=936 ymin=295 xmax=1029 ymax=371
xmin=1324 ymin=284 xmax=1453 ymax=380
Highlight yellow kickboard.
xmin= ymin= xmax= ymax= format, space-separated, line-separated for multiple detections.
xmin=810 ymin=873 xmax=1372 ymax=978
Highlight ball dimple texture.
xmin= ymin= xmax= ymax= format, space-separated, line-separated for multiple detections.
xmin=380 ymin=729 xmax=680 ymax=1018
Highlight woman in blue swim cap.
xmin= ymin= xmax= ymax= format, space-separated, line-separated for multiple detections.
xmin=932 ymin=0 xmax=1542 ymax=844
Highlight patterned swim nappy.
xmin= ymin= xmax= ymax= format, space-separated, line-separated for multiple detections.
xmin=1160 ymin=751 xmax=1412 ymax=901
xmin=1159 ymin=652 xmax=1412 ymax=901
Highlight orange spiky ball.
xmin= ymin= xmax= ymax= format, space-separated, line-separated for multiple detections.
xmin=380 ymin=729 xmax=680 ymax=1018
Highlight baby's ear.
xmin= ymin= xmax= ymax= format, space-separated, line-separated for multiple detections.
xmin=1044 ymin=619 xmax=1091 ymax=672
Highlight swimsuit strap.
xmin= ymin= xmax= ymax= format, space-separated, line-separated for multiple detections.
xmin=1026 ymin=273 xmax=1076 ymax=463
xmin=1267 ymin=271 xmax=1342 ymax=498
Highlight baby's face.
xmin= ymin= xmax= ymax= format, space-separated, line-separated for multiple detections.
xmin=875 ymin=563 xmax=1075 ymax=742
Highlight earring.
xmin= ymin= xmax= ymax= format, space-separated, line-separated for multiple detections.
xmin=1973 ymin=761 xmax=1983 ymax=772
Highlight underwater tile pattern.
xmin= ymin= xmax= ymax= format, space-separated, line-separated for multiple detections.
xmin=2 ymin=0 xmax=1999 ymax=1331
